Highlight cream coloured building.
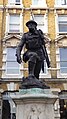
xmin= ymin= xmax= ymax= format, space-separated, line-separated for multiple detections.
xmin=0 ymin=0 xmax=67 ymax=119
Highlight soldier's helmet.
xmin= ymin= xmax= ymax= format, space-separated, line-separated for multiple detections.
xmin=26 ymin=20 xmax=37 ymax=27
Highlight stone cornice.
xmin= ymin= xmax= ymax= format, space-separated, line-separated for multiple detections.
xmin=2 ymin=34 xmax=21 ymax=42
xmin=55 ymin=35 xmax=67 ymax=42
xmin=0 ymin=5 xmax=23 ymax=10
xmin=0 ymin=78 xmax=67 ymax=83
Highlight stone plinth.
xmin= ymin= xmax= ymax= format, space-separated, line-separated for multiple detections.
xmin=12 ymin=88 xmax=58 ymax=119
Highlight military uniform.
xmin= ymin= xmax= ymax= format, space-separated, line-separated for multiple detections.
xmin=16 ymin=20 xmax=50 ymax=79
xmin=19 ymin=30 xmax=45 ymax=60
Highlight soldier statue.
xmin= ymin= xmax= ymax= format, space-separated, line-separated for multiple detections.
xmin=16 ymin=20 xmax=50 ymax=88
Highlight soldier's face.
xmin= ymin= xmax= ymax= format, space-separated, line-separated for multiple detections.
xmin=27 ymin=23 xmax=36 ymax=32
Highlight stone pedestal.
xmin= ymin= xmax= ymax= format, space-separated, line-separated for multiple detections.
xmin=12 ymin=88 xmax=58 ymax=119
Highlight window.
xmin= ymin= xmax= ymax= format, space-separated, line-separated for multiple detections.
xmin=56 ymin=0 xmax=67 ymax=5
xmin=58 ymin=15 xmax=67 ymax=33
xmin=6 ymin=47 xmax=20 ymax=74
xmin=34 ymin=15 xmax=47 ymax=33
xmin=9 ymin=14 xmax=20 ymax=33
xmin=31 ymin=0 xmax=46 ymax=7
xmin=60 ymin=48 xmax=67 ymax=73
xmin=9 ymin=0 xmax=20 ymax=5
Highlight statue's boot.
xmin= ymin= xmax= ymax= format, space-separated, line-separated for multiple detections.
xmin=28 ymin=61 xmax=36 ymax=77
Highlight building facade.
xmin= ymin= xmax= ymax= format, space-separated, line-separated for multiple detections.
xmin=0 ymin=0 xmax=67 ymax=119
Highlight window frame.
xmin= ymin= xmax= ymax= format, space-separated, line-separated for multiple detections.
xmin=55 ymin=14 xmax=67 ymax=36
xmin=2 ymin=35 xmax=25 ymax=79
xmin=59 ymin=47 xmax=67 ymax=74
xmin=9 ymin=14 xmax=20 ymax=33
xmin=55 ymin=0 xmax=67 ymax=5
xmin=58 ymin=15 xmax=67 ymax=34
xmin=32 ymin=14 xmax=48 ymax=34
xmin=8 ymin=0 xmax=22 ymax=5
xmin=6 ymin=47 xmax=20 ymax=75
xmin=6 ymin=13 xmax=23 ymax=34
xmin=31 ymin=0 xmax=47 ymax=8
xmin=56 ymin=46 xmax=67 ymax=78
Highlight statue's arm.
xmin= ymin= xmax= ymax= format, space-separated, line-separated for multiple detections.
xmin=16 ymin=34 xmax=26 ymax=64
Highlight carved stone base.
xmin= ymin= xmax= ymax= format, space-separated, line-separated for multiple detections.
xmin=12 ymin=88 xmax=58 ymax=119
xmin=19 ymin=76 xmax=50 ymax=89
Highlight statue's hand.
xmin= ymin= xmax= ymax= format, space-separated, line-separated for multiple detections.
xmin=16 ymin=54 xmax=22 ymax=64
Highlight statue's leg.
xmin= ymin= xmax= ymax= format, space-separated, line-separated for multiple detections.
xmin=28 ymin=61 xmax=36 ymax=76
xmin=34 ymin=60 xmax=42 ymax=79
xmin=28 ymin=52 xmax=38 ymax=76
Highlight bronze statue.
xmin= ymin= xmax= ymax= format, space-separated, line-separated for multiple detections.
xmin=16 ymin=20 xmax=50 ymax=89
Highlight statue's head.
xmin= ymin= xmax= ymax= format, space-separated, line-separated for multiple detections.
xmin=26 ymin=20 xmax=37 ymax=32
xmin=26 ymin=20 xmax=37 ymax=27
